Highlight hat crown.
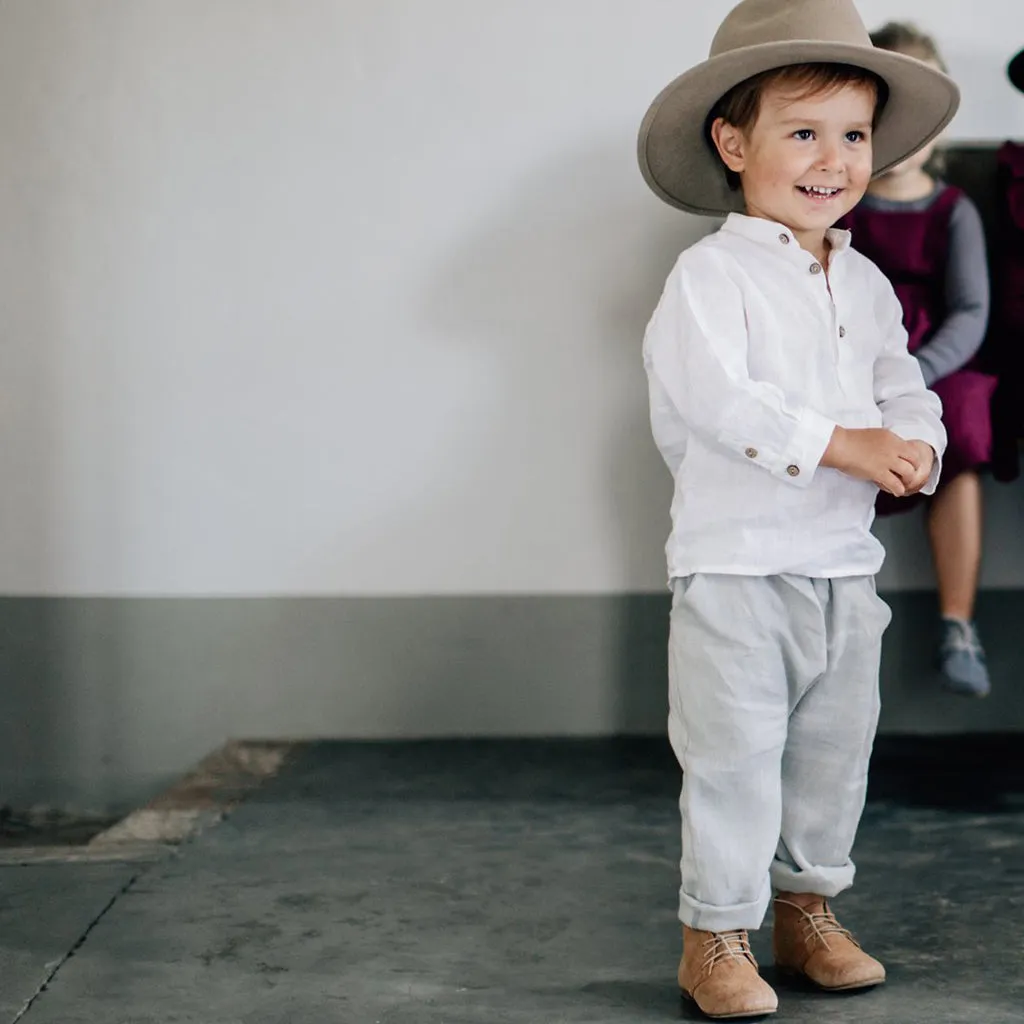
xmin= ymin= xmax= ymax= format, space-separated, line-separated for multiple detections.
xmin=710 ymin=0 xmax=872 ymax=59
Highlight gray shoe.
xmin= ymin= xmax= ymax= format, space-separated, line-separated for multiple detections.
xmin=939 ymin=619 xmax=990 ymax=698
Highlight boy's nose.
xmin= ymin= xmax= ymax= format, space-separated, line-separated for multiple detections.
xmin=815 ymin=143 xmax=842 ymax=171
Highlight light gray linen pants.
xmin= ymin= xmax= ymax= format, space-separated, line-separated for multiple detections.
xmin=668 ymin=573 xmax=891 ymax=932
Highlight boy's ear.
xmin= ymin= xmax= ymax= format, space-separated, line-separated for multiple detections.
xmin=710 ymin=117 xmax=746 ymax=173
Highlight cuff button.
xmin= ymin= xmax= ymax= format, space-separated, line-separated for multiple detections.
xmin=787 ymin=464 xmax=801 ymax=477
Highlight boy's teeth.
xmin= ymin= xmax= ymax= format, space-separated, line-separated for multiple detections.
xmin=802 ymin=186 xmax=840 ymax=195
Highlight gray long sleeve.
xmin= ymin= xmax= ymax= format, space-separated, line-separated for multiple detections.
xmin=915 ymin=195 xmax=990 ymax=387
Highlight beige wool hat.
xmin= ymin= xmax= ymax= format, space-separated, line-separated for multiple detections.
xmin=638 ymin=0 xmax=960 ymax=216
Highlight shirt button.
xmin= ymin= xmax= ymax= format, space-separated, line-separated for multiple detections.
xmin=839 ymin=325 xmax=847 ymax=338
xmin=745 ymin=447 xmax=758 ymax=459
xmin=787 ymin=464 xmax=801 ymax=477
xmin=809 ymin=263 xmax=823 ymax=275
xmin=778 ymin=233 xmax=790 ymax=245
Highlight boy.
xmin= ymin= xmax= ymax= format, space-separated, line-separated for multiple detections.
xmin=637 ymin=0 xmax=958 ymax=1018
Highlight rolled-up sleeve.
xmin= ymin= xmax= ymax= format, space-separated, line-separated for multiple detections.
xmin=873 ymin=284 xmax=948 ymax=494
xmin=643 ymin=254 xmax=836 ymax=488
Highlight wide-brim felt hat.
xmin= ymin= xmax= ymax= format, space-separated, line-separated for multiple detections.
xmin=1010 ymin=48 xmax=1024 ymax=93
xmin=638 ymin=0 xmax=961 ymax=216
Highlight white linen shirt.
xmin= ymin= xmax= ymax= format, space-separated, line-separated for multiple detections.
xmin=643 ymin=213 xmax=947 ymax=581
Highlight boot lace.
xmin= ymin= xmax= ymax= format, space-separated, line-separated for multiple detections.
xmin=701 ymin=930 xmax=756 ymax=972
xmin=775 ymin=898 xmax=860 ymax=952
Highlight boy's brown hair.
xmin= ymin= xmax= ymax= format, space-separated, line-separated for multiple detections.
xmin=705 ymin=62 xmax=889 ymax=191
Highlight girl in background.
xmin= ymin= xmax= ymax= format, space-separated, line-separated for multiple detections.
xmin=842 ymin=23 xmax=997 ymax=697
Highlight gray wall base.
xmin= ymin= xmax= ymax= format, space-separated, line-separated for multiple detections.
xmin=1 ymin=591 xmax=1021 ymax=812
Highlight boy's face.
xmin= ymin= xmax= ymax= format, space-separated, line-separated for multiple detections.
xmin=712 ymin=80 xmax=876 ymax=242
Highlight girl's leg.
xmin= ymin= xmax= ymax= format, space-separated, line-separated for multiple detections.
xmin=927 ymin=470 xmax=989 ymax=696
xmin=927 ymin=470 xmax=983 ymax=621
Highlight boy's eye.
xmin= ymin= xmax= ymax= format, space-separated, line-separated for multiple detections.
xmin=846 ymin=130 xmax=867 ymax=143
xmin=793 ymin=129 xmax=814 ymax=141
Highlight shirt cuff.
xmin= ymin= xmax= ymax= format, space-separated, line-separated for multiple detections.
xmin=773 ymin=408 xmax=837 ymax=489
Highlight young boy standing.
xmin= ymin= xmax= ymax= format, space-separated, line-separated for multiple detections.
xmin=638 ymin=0 xmax=957 ymax=1018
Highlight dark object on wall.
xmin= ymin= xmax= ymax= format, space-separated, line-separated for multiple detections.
xmin=1008 ymin=47 xmax=1024 ymax=93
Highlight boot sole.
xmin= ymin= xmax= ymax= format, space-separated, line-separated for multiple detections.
xmin=775 ymin=967 xmax=886 ymax=993
xmin=680 ymin=989 xmax=777 ymax=1020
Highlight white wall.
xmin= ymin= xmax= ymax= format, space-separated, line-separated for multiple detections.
xmin=0 ymin=0 xmax=1022 ymax=600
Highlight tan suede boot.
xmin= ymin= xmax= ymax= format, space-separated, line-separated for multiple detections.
xmin=773 ymin=894 xmax=886 ymax=991
xmin=678 ymin=926 xmax=778 ymax=1019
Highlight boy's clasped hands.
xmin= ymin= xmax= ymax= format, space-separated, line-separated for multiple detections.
xmin=823 ymin=427 xmax=935 ymax=498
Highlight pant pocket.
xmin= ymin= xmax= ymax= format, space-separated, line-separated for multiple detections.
xmin=670 ymin=574 xmax=699 ymax=610
xmin=870 ymin=580 xmax=893 ymax=631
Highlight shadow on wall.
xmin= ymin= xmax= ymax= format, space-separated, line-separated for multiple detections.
xmin=406 ymin=138 xmax=707 ymax=734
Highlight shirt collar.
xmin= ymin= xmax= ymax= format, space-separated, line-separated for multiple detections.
xmin=721 ymin=212 xmax=852 ymax=264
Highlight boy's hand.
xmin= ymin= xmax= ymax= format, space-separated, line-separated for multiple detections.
xmin=821 ymin=427 xmax=927 ymax=497
xmin=899 ymin=440 xmax=936 ymax=496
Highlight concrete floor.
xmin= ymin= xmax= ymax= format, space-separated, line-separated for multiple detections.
xmin=1 ymin=739 xmax=1023 ymax=1023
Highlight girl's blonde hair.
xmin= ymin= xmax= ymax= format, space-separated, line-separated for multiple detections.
xmin=870 ymin=23 xmax=948 ymax=174
xmin=870 ymin=22 xmax=948 ymax=73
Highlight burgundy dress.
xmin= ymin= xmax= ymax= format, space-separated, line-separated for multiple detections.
xmin=842 ymin=186 xmax=997 ymax=514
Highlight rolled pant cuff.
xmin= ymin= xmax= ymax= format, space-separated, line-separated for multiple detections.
xmin=769 ymin=861 xmax=855 ymax=899
xmin=678 ymin=885 xmax=771 ymax=932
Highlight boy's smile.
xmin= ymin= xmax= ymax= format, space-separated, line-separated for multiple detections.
xmin=711 ymin=81 xmax=877 ymax=260
xmin=796 ymin=185 xmax=844 ymax=201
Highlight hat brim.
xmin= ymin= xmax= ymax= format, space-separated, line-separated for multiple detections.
xmin=1009 ymin=48 xmax=1024 ymax=93
xmin=638 ymin=41 xmax=960 ymax=216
